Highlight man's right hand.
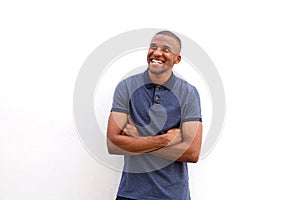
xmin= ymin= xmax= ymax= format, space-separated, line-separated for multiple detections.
xmin=165 ymin=128 xmax=183 ymax=146
xmin=122 ymin=123 xmax=139 ymax=137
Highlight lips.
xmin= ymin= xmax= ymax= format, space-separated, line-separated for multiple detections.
xmin=150 ymin=58 xmax=164 ymax=64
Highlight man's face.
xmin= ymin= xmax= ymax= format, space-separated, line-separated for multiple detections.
xmin=147 ymin=34 xmax=181 ymax=75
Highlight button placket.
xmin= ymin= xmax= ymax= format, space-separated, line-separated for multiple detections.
xmin=154 ymin=86 xmax=161 ymax=104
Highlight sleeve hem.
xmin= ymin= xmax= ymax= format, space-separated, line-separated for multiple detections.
xmin=182 ymin=118 xmax=202 ymax=123
xmin=111 ymin=108 xmax=129 ymax=114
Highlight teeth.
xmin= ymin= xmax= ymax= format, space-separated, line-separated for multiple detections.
xmin=152 ymin=59 xmax=163 ymax=64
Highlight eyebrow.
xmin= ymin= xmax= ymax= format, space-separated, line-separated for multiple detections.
xmin=150 ymin=43 xmax=172 ymax=49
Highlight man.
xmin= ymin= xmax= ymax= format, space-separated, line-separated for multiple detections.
xmin=107 ymin=30 xmax=202 ymax=200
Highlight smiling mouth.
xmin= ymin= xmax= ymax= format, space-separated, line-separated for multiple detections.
xmin=150 ymin=59 xmax=164 ymax=64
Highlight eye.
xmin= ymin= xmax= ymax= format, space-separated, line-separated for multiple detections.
xmin=162 ymin=47 xmax=171 ymax=52
xmin=149 ymin=44 xmax=157 ymax=50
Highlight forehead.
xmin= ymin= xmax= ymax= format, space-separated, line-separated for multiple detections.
xmin=150 ymin=34 xmax=180 ymax=50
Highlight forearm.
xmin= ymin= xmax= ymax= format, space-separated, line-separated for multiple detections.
xmin=151 ymin=121 xmax=202 ymax=163
xmin=150 ymin=142 xmax=200 ymax=163
xmin=107 ymin=112 xmax=183 ymax=156
xmin=107 ymin=134 xmax=170 ymax=155
xmin=107 ymin=112 xmax=167 ymax=155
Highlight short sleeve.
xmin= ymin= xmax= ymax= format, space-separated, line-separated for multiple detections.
xmin=111 ymin=80 xmax=129 ymax=114
xmin=181 ymin=86 xmax=202 ymax=122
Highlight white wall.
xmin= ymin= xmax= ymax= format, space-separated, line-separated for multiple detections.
xmin=1 ymin=0 xmax=300 ymax=199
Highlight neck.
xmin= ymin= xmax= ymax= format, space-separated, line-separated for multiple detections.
xmin=147 ymin=69 xmax=172 ymax=85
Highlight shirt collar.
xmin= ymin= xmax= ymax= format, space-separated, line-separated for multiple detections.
xmin=143 ymin=69 xmax=175 ymax=90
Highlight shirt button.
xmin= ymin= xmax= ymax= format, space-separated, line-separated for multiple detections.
xmin=155 ymin=87 xmax=160 ymax=91
xmin=155 ymin=95 xmax=159 ymax=100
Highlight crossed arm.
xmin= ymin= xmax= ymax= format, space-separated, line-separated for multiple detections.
xmin=106 ymin=111 xmax=202 ymax=163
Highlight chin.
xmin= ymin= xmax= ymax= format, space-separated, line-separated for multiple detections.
xmin=148 ymin=65 xmax=164 ymax=74
xmin=149 ymin=67 xmax=171 ymax=75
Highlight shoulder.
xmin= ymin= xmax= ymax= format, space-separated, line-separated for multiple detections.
xmin=172 ymin=74 xmax=199 ymax=93
xmin=119 ymin=72 xmax=144 ymax=84
xmin=114 ymin=72 xmax=145 ymax=94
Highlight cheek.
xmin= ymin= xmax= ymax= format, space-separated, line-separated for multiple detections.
xmin=168 ymin=56 xmax=177 ymax=63
xmin=147 ymin=50 xmax=153 ymax=56
xmin=146 ymin=53 xmax=151 ymax=61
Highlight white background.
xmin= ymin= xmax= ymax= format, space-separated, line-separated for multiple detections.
xmin=1 ymin=0 xmax=299 ymax=199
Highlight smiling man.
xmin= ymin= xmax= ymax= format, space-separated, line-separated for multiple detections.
xmin=106 ymin=30 xmax=202 ymax=200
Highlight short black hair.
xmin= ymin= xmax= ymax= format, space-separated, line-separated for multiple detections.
xmin=155 ymin=30 xmax=182 ymax=53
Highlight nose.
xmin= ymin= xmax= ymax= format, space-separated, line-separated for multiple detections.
xmin=153 ymin=48 xmax=163 ymax=56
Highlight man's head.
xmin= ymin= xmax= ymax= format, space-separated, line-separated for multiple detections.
xmin=154 ymin=30 xmax=182 ymax=53
xmin=147 ymin=30 xmax=182 ymax=75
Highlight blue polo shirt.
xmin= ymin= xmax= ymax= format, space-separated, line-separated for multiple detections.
xmin=111 ymin=69 xmax=202 ymax=200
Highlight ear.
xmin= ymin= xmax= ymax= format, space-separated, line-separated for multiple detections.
xmin=174 ymin=55 xmax=181 ymax=64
